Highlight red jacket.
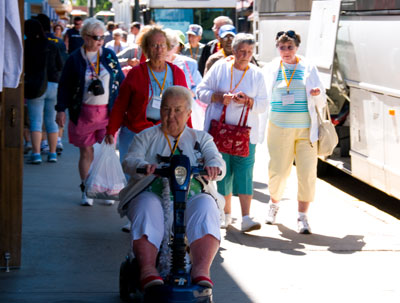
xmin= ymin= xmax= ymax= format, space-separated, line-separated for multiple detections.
xmin=106 ymin=61 xmax=188 ymax=135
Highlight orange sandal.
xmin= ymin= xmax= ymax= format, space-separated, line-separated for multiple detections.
xmin=141 ymin=275 xmax=164 ymax=290
xmin=192 ymin=276 xmax=214 ymax=288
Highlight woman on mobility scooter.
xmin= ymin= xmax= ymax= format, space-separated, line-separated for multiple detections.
xmin=117 ymin=86 xmax=226 ymax=291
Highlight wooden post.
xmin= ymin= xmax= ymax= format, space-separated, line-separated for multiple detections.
xmin=0 ymin=0 xmax=24 ymax=269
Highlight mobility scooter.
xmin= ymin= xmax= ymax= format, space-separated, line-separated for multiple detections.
xmin=119 ymin=154 xmax=214 ymax=303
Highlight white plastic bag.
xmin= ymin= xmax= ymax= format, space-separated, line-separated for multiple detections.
xmin=86 ymin=141 xmax=127 ymax=200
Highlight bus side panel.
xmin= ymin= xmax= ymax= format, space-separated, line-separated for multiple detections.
xmin=350 ymin=88 xmax=386 ymax=194
xmin=336 ymin=15 xmax=400 ymax=92
xmin=383 ymin=94 xmax=400 ymax=199
xmin=256 ymin=16 xmax=309 ymax=62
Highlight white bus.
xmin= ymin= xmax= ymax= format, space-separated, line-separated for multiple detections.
xmin=143 ymin=0 xmax=237 ymax=42
xmin=253 ymin=0 xmax=400 ymax=200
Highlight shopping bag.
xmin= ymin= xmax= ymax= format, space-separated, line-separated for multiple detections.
xmin=86 ymin=141 xmax=127 ymax=200
xmin=316 ymin=105 xmax=339 ymax=156
xmin=209 ymin=104 xmax=251 ymax=157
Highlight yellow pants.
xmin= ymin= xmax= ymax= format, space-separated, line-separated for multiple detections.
xmin=267 ymin=122 xmax=318 ymax=202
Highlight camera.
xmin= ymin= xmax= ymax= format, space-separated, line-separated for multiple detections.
xmin=88 ymin=79 xmax=105 ymax=96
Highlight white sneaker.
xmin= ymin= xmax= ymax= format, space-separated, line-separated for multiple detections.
xmin=298 ymin=215 xmax=312 ymax=234
xmin=104 ymin=199 xmax=114 ymax=206
xmin=221 ymin=213 xmax=232 ymax=229
xmin=81 ymin=192 xmax=93 ymax=206
xmin=265 ymin=203 xmax=279 ymax=224
xmin=121 ymin=222 xmax=131 ymax=233
xmin=241 ymin=216 xmax=261 ymax=232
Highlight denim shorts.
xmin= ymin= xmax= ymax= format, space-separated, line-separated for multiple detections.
xmin=27 ymin=82 xmax=59 ymax=133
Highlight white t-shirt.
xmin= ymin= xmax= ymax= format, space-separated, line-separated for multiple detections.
xmin=82 ymin=49 xmax=110 ymax=105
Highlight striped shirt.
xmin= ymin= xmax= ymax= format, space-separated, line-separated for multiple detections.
xmin=270 ymin=61 xmax=310 ymax=128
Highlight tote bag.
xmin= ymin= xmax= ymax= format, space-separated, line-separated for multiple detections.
xmin=209 ymin=104 xmax=251 ymax=157
xmin=316 ymin=105 xmax=339 ymax=156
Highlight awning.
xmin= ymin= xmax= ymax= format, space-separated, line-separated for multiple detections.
xmin=70 ymin=9 xmax=88 ymax=16
xmin=95 ymin=10 xmax=115 ymax=17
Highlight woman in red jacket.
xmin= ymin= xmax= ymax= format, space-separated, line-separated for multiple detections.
xmin=105 ymin=26 xmax=188 ymax=161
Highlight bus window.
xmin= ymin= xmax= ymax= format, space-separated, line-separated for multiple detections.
xmin=149 ymin=8 xmax=235 ymax=43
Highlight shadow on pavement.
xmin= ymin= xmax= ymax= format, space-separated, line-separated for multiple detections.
xmin=224 ymin=224 xmax=366 ymax=256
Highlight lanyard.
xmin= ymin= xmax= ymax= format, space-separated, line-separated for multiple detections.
xmin=87 ymin=51 xmax=100 ymax=76
xmin=148 ymin=62 xmax=167 ymax=97
xmin=163 ymin=130 xmax=183 ymax=155
xmin=230 ymin=63 xmax=249 ymax=93
xmin=189 ymin=46 xmax=199 ymax=59
xmin=280 ymin=56 xmax=299 ymax=93
xmin=184 ymin=60 xmax=195 ymax=87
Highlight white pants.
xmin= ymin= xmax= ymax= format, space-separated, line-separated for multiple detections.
xmin=126 ymin=191 xmax=221 ymax=249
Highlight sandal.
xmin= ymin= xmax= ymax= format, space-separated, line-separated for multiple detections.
xmin=192 ymin=276 xmax=214 ymax=288
xmin=140 ymin=275 xmax=164 ymax=290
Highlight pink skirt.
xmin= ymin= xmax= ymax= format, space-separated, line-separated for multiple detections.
xmin=68 ymin=104 xmax=108 ymax=148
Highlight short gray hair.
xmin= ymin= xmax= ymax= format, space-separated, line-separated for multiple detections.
xmin=80 ymin=18 xmax=106 ymax=37
xmin=161 ymin=86 xmax=193 ymax=110
xmin=213 ymin=16 xmax=233 ymax=26
xmin=232 ymin=33 xmax=255 ymax=52
xmin=164 ymin=28 xmax=179 ymax=49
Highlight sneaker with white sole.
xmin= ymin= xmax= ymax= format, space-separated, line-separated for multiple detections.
xmin=81 ymin=191 xmax=93 ymax=206
xmin=241 ymin=216 xmax=261 ymax=232
xmin=221 ymin=213 xmax=232 ymax=229
xmin=104 ymin=199 xmax=114 ymax=206
xmin=28 ymin=153 xmax=42 ymax=164
xmin=121 ymin=222 xmax=131 ymax=233
xmin=298 ymin=215 xmax=312 ymax=234
xmin=47 ymin=152 xmax=57 ymax=163
xmin=265 ymin=203 xmax=279 ymax=224
xmin=56 ymin=140 xmax=63 ymax=155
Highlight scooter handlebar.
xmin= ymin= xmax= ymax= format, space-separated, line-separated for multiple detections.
xmin=136 ymin=167 xmax=216 ymax=176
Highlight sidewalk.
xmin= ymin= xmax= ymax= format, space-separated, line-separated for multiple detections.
xmin=1 ymin=139 xmax=400 ymax=303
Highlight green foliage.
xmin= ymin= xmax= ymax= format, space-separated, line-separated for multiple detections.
xmin=74 ymin=0 xmax=112 ymax=13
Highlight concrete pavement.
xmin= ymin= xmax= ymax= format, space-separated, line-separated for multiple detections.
xmin=1 ymin=138 xmax=399 ymax=303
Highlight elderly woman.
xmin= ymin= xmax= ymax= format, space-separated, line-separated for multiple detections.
xmin=262 ymin=30 xmax=326 ymax=234
xmin=164 ymin=29 xmax=204 ymax=130
xmin=197 ymin=33 xmax=268 ymax=232
xmin=105 ymin=28 xmax=128 ymax=55
xmin=55 ymin=18 xmax=124 ymax=206
xmin=119 ymin=86 xmax=225 ymax=289
xmin=105 ymin=26 xmax=188 ymax=162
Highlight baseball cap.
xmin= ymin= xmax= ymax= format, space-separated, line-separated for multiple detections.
xmin=175 ymin=30 xmax=186 ymax=46
xmin=219 ymin=24 xmax=236 ymax=38
xmin=186 ymin=24 xmax=203 ymax=37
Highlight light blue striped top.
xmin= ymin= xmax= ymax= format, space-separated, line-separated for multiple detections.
xmin=270 ymin=61 xmax=310 ymax=128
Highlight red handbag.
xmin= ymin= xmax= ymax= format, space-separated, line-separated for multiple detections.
xmin=209 ymin=104 xmax=251 ymax=157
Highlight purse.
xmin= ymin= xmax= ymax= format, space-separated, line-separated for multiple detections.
xmin=209 ymin=104 xmax=251 ymax=157
xmin=316 ymin=105 xmax=339 ymax=156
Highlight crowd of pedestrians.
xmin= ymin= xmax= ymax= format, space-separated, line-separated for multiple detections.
xmin=23 ymin=13 xmax=326 ymax=238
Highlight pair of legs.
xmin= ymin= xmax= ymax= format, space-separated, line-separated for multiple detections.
xmin=127 ymin=192 xmax=220 ymax=281
xmin=267 ymin=122 xmax=317 ymax=213
xmin=134 ymin=235 xmax=219 ymax=280
xmin=218 ymin=144 xmax=256 ymax=218
xmin=68 ymin=104 xmax=109 ymax=181
xmin=27 ymin=82 xmax=59 ymax=155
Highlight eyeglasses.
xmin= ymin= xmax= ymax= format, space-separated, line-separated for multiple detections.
xmin=278 ymin=45 xmax=296 ymax=51
xmin=276 ymin=30 xmax=296 ymax=40
xmin=89 ymin=35 xmax=105 ymax=41
xmin=150 ymin=43 xmax=167 ymax=49
xmin=222 ymin=35 xmax=235 ymax=41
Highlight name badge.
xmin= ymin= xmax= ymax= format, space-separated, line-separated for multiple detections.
xmin=282 ymin=93 xmax=295 ymax=106
xmin=152 ymin=96 xmax=161 ymax=109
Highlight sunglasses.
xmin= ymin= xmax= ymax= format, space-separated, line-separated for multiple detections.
xmin=278 ymin=45 xmax=296 ymax=51
xmin=276 ymin=30 xmax=296 ymax=40
xmin=89 ymin=35 xmax=105 ymax=41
